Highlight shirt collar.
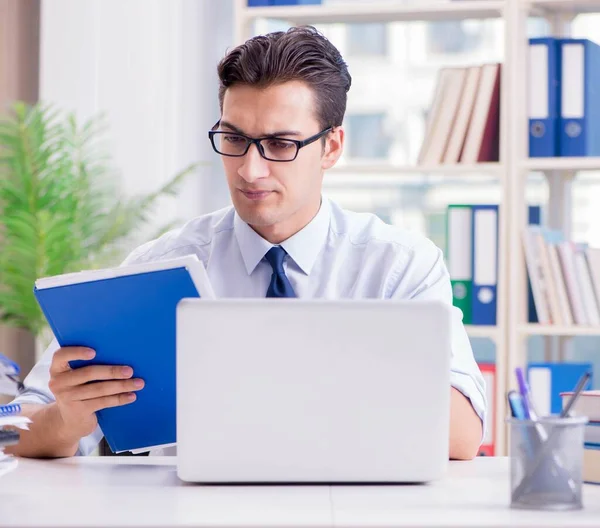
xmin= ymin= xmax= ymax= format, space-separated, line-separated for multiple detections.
xmin=234 ymin=197 xmax=331 ymax=276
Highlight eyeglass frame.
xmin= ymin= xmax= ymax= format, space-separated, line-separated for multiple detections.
xmin=208 ymin=121 xmax=333 ymax=162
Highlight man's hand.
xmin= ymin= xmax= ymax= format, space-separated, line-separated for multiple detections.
xmin=48 ymin=347 xmax=145 ymax=444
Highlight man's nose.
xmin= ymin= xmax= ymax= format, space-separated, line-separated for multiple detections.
xmin=238 ymin=142 xmax=270 ymax=183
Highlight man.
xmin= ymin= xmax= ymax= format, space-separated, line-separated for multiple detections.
xmin=7 ymin=26 xmax=486 ymax=460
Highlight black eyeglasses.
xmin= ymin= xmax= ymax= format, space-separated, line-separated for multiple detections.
xmin=208 ymin=122 xmax=333 ymax=162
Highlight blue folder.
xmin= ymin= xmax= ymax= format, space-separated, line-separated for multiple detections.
xmin=33 ymin=256 xmax=211 ymax=453
xmin=558 ymin=38 xmax=600 ymax=156
xmin=471 ymin=205 xmax=499 ymax=325
xmin=528 ymin=38 xmax=560 ymax=157
xmin=528 ymin=205 xmax=541 ymax=323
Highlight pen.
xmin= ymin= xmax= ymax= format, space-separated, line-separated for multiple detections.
xmin=515 ymin=367 xmax=534 ymax=419
xmin=560 ymin=370 xmax=591 ymax=418
xmin=507 ymin=390 xmax=527 ymax=420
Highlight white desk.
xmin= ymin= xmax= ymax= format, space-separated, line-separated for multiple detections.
xmin=1 ymin=456 xmax=599 ymax=527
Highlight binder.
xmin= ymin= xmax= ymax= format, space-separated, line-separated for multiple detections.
xmin=247 ymin=0 xmax=271 ymax=6
xmin=33 ymin=255 xmax=215 ymax=454
xmin=527 ymin=205 xmax=541 ymax=322
xmin=528 ymin=38 xmax=560 ymax=157
xmin=446 ymin=205 xmax=473 ymax=324
xmin=558 ymin=38 xmax=600 ymax=157
xmin=528 ymin=362 xmax=593 ymax=416
xmin=471 ymin=205 xmax=498 ymax=325
xmin=478 ymin=362 xmax=495 ymax=456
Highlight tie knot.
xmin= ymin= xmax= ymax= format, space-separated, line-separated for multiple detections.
xmin=265 ymin=246 xmax=287 ymax=273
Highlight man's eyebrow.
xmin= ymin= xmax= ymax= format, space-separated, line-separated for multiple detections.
xmin=219 ymin=120 xmax=302 ymax=137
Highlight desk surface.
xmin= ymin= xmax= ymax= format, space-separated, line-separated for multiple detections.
xmin=1 ymin=456 xmax=599 ymax=528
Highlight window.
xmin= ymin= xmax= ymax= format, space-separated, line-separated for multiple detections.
xmin=345 ymin=113 xmax=391 ymax=159
xmin=347 ymin=23 xmax=387 ymax=56
xmin=426 ymin=20 xmax=484 ymax=54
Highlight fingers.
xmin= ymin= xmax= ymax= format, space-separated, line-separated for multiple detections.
xmin=86 ymin=392 xmax=138 ymax=413
xmin=54 ymin=364 xmax=134 ymax=389
xmin=50 ymin=347 xmax=96 ymax=376
xmin=69 ymin=378 xmax=145 ymax=402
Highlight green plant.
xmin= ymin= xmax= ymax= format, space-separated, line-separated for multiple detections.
xmin=0 ymin=102 xmax=198 ymax=336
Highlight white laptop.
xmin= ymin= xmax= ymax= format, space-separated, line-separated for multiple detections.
xmin=176 ymin=299 xmax=451 ymax=484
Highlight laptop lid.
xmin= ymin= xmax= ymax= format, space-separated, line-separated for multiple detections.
xmin=176 ymin=299 xmax=451 ymax=483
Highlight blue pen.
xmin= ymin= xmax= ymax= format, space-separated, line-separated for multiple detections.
xmin=515 ymin=367 xmax=534 ymax=420
xmin=507 ymin=390 xmax=527 ymax=420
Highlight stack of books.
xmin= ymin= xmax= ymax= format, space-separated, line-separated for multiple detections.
xmin=0 ymin=353 xmax=30 ymax=477
xmin=523 ymin=227 xmax=600 ymax=326
xmin=560 ymin=390 xmax=600 ymax=485
xmin=418 ymin=63 xmax=501 ymax=165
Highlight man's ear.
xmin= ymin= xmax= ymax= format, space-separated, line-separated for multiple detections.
xmin=321 ymin=127 xmax=344 ymax=170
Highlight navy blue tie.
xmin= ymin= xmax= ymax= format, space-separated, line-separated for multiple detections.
xmin=265 ymin=246 xmax=296 ymax=298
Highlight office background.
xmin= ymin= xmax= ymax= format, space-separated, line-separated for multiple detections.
xmin=1 ymin=0 xmax=600 ymax=456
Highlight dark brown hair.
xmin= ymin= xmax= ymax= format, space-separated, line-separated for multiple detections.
xmin=217 ymin=26 xmax=352 ymax=130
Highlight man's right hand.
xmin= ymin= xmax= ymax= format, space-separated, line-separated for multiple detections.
xmin=48 ymin=347 xmax=145 ymax=443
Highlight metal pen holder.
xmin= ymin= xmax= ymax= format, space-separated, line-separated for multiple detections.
xmin=506 ymin=415 xmax=588 ymax=511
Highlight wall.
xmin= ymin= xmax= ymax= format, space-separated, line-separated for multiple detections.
xmin=39 ymin=0 xmax=233 ymax=247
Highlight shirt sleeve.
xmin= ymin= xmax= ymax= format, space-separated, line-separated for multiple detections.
xmin=389 ymin=237 xmax=488 ymax=443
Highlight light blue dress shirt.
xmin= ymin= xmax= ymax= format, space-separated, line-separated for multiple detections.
xmin=13 ymin=196 xmax=486 ymax=455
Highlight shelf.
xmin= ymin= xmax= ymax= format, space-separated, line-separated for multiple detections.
xmin=522 ymin=157 xmax=600 ymax=173
xmin=466 ymin=325 xmax=499 ymax=340
xmin=529 ymin=0 xmax=600 ymax=15
xmin=242 ymin=1 xmax=505 ymax=25
xmin=329 ymin=162 xmax=502 ymax=175
xmin=519 ymin=324 xmax=600 ymax=336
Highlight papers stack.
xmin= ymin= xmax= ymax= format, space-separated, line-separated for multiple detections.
xmin=561 ymin=390 xmax=600 ymax=484
xmin=0 ymin=353 xmax=31 ymax=477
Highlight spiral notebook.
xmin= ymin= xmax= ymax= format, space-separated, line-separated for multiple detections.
xmin=33 ymin=255 xmax=215 ymax=454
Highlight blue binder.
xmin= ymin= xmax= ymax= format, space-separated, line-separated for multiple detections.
xmin=471 ymin=205 xmax=499 ymax=325
xmin=33 ymin=256 xmax=212 ymax=453
xmin=528 ymin=38 xmax=560 ymax=157
xmin=247 ymin=0 xmax=271 ymax=6
xmin=528 ymin=205 xmax=542 ymax=323
xmin=558 ymin=38 xmax=600 ymax=156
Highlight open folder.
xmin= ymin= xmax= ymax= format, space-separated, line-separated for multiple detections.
xmin=33 ymin=255 xmax=215 ymax=454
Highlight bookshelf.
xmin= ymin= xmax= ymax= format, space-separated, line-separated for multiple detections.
xmin=328 ymin=162 xmax=503 ymax=176
xmin=237 ymin=1 xmax=505 ymax=29
xmin=523 ymin=157 xmax=600 ymax=172
xmin=234 ymin=0 xmax=600 ymax=456
xmin=519 ymin=324 xmax=600 ymax=336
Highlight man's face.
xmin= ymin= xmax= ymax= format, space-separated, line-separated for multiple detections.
xmin=218 ymin=80 xmax=343 ymax=243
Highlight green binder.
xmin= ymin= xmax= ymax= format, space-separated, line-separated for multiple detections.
xmin=446 ymin=204 xmax=473 ymax=324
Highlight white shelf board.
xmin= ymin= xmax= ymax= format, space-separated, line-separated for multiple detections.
xmin=242 ymin=1 xmax=505 ymax=25
xmin=530 ymin=0 xmax=600 ymax=15
xmin=329 ymin=162 xmax=502 ymax=175
xmin=519 ymin=324 xmax=600 ymax=336
xmin=466 ymin=325 xmax=499 ymax=340
xmin=522 ymin=157 xmax=600 ymax=173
